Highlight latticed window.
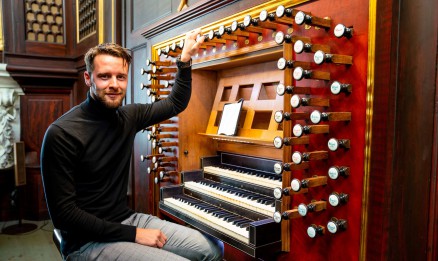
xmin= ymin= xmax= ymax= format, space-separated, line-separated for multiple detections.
xmin=25 ymin=0 xmax=64 ymax=43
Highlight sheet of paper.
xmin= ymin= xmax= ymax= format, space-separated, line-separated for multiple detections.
xmin=217 ymin=99 xmax=243 ymax=136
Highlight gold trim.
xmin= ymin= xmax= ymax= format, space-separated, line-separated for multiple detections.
xmin=111 ymin=0 xmax=115 ymax=42
xmin=99 ymin=0 xmax=104 ymax=43
xmin=0 ymin=1 xmax=3 ymax=51
xmin=151 ymin=0 xmax=309 ymax=52
xmin=360 ymin=0 xmax=377 ymax=260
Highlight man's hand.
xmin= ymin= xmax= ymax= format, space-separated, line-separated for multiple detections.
xmin=135 ymin=228 xmax=167 ymax=248
xmin=180 ymin=28 xmax=204 ymax=62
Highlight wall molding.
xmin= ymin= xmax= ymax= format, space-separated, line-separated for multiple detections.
xmin=141 ymin=0 xmax=238 ymax=39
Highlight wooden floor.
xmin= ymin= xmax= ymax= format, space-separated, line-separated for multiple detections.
xmin=0 ymin=220 xmax=62 ymax=261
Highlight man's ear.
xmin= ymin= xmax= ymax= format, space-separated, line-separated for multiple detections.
xmin=84 ymin=71 xmax=91 ymax=87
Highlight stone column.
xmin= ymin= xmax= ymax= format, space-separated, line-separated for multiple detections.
xmin=0 ymin=64 xmax=24 ymax=169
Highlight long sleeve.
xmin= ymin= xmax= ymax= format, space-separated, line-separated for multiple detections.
xmin=127 ymin=66 xmax=192 ymax=130
xmin=41 ymin=124 xmax=136 ymax=253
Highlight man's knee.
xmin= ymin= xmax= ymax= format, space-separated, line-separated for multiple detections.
xmin=202 ymin=234 xmax=224 ymax=261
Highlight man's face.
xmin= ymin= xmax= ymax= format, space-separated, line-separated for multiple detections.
xmin=84 ymin=54 xmax=129 ymax=109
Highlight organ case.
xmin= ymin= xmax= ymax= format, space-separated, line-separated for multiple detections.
xmin=141 ymin=0 xmax=372 ymax=259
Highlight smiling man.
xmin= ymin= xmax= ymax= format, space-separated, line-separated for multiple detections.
xmin=40 ymin=30 xmax=223 ymax=261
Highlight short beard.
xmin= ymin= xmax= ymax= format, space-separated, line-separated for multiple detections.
xmin=90 ymin=86 xmax=124 ymax=109
xmin=96 ymin=94 xmax=123 ymax=109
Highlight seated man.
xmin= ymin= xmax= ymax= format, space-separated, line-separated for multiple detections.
xmin=41 ymin=29 xmax=223 ymax=261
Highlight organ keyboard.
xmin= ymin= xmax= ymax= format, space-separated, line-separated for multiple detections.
xmin=159 ymin=152 xmax=282 ymax=258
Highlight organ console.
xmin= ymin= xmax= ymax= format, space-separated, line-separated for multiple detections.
xmin=154 ymin=170 xmax=179 ymax=184
xmin=328 ymin=166 xmax=350 ymax=179
xmin=330 ymin=81 xmax=352 ymax=95
xmin=218 ymin=25 xmax=250 ymax=39
xmin=146 ymin=0 xmax=370 ymax=259
xmin=310 ymin=110 xmax=351 ymax=124
xmin=231 ymin=20 xmax=264 ymax=36
xmin=297 ymin=200 xmax=327 ymax=216
xmin=259 ymin=9 xmax=294 ymax=26
xmin=160 ymin=154 xmax=282 ymax=257
xmin=243 ymin=15 xmax=277 ymax=31
xmin=291 ymin=150 xmax=328 ymax=164
xmin=290 ymin=176 xmax=328 ymax=192
xmin=160 ymin=170 xmax=178 ymax=178
xmin=155 ymin=176 xmax=172 ymax=183
xmin=140 ymin=81 xmax=172 ymax=90
xmin=328 ymin=192 xmax=349 ymax=207
xmin=151 ymin=155 xmax=178 ymax=164
xmin=275 ymin=5 xmax=307 ymax=19
xmin=273 ymin=161 xmax=309 ymax=174
xmin=333 ymin=23 xmax=353 ymax=39
xmin=327 ymin=217 xmax=348 ymax=234
xmin=158 ymin=147 xmax=175 ymax=154
xmin=292 ymin=124 xmax=330 ymax=137
xmin=290 ymin=94 xmax=330 ymax=108
xmin=276 ymin=83 xmax=311 ymax=95
xmin=140 ymin=154 xmax=164 ymax=162
xmin=153 ymin=162 xmax=176 ymax=169
xmin=147 ymin=89 xmax=171 ymax=97
xmin=208 ymin=29 xmax=237 ymax=42
xmin=147 ymin=133 xmax=178 ymax=141
xmin=277 ymin=58 xmax=311 ymax=70
xmin=293 ymin=40 xmax=331 ymax=54
xmin=146 ymin=59 xmax=175 ymax=67
xmin=150 ymin=126 xmax=178 ymax=133
xmin=306 ymin=224 xmax=325 ymax=238
xmin=327 ymin=138 xmax=350 ymax=151
xmin=274 ymin=31 xmax=310 ymax=45
xmin=152 ymin=140 xmax=178 ymax=149
xmin=273 ymin=136 xmax=309 ymax=149
xmin=152 ymin=66 xmax=178 ymax=74
xmin=294 ymin=11 xmax=332 ymax=29
xmin=147 ymin=74 xmax=174 ymax=81
xmin=170 ymin=39 xmax=185 ymax=52
xmin=199 ymin=34 xmax=227 ymax=45
xmin=273 ymin=208 xmax=300 ymax=223
xmin=273 ymin=186 xmax=308 ymax=200
xmin=313 ymin=50 xmax=353 ymax=65
xmin=293 ymin=67 xmax=331 ymax=81
xmin=140 ymin=68 xmax=152 ymax=75
xmin=274 ymin=110 xmax=310 ymax=123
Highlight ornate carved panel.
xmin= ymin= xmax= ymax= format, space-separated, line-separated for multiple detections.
xmin=25 ymin=0 xmax=65 ymax=43
xmin=77 ymin=0 xmax=97 ymax=42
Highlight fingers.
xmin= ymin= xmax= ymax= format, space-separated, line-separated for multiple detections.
xmin=187 ymin=28 xmax=202 ymax=40
xmin=156 ymin=231 xmax=167 ymax=248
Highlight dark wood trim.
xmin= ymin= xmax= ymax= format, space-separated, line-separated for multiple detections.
xmin=429 ymin=40 xmax=438 ymax=261
xmin=6 ymin=65 xmax=77 ymax=76
xmin=141 ymin=0 xmax=239 ymax=39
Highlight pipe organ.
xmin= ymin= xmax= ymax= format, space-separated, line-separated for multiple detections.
xmin=141 ymin=0 xmax=371 ymax=259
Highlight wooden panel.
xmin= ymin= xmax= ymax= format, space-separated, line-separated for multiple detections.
xmin=20 ymin=93 xmax=72 ymax=156
xmin=366 ymin=0 xmax=438 ymax=260
xmin=178 ymin=70 xmax=218 ymax=170
xmin=132 ymin=0 xmax=171 ymax=31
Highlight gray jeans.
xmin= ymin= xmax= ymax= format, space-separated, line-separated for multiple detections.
xmin=66 ymin=213 xmax=224 ymax=261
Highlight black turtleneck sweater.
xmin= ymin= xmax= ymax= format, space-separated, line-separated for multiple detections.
xmin=40 ymin=66 xmax=191 ymax=257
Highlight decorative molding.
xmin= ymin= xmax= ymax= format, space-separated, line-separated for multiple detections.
xmin=0 ymin=64 xmax=24 ymax=169
xmin=141 ymin=0 xmax=239 ymax=39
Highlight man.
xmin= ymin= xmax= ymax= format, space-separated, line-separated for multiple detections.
xmin=41 ymin=29 xmax=223 ymax=260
